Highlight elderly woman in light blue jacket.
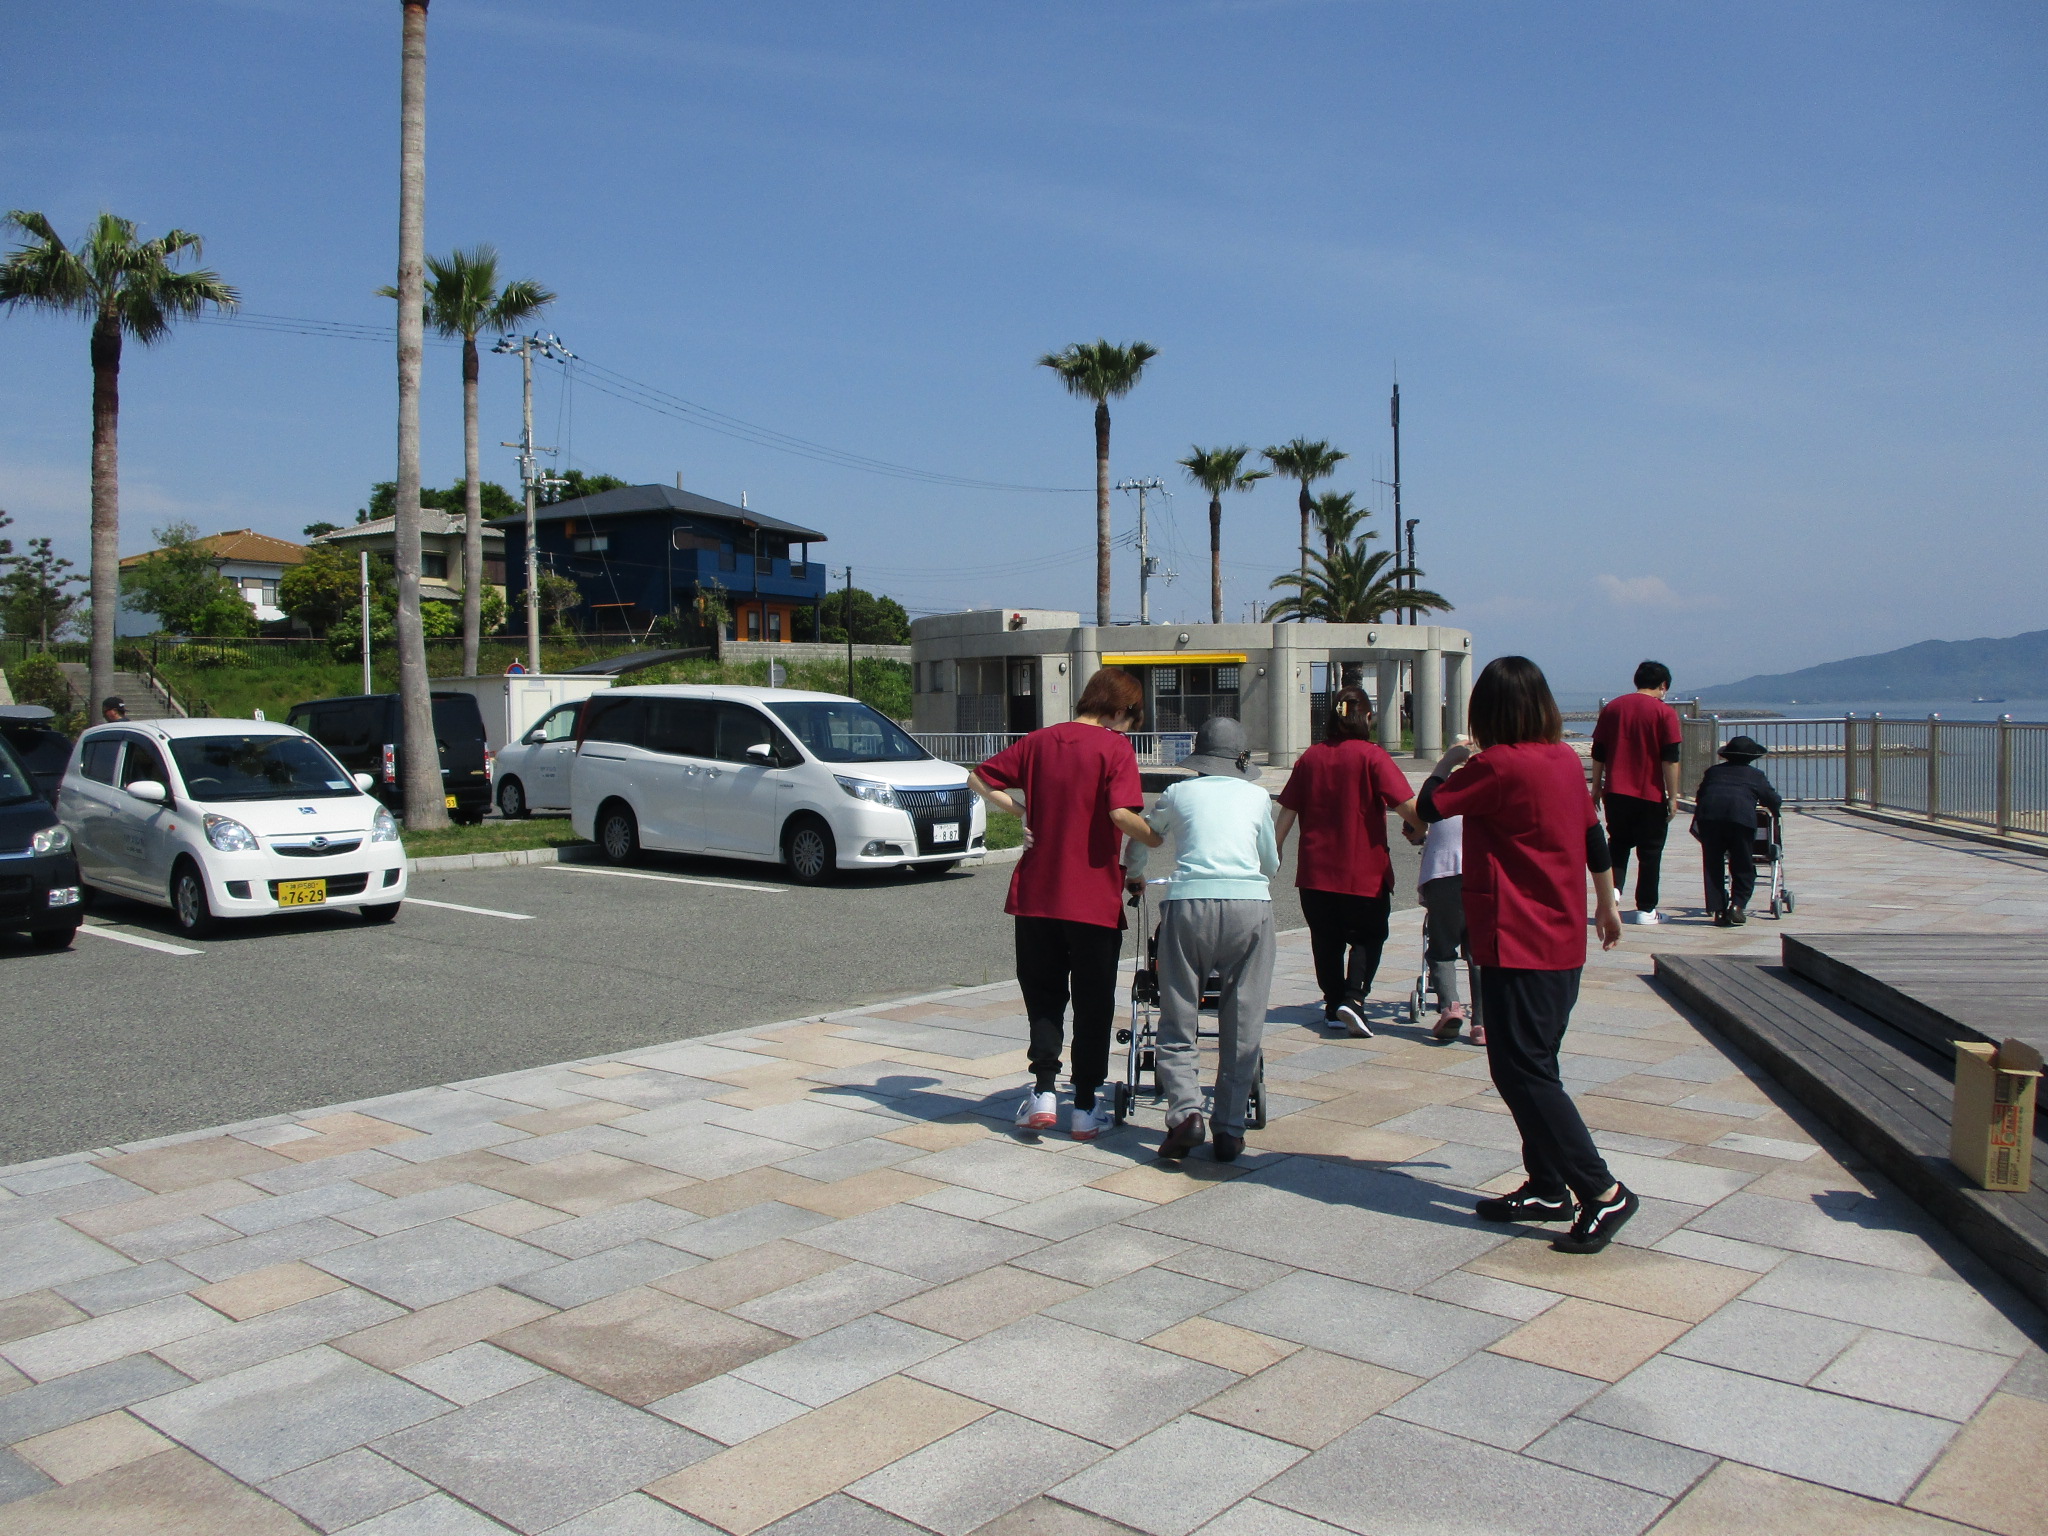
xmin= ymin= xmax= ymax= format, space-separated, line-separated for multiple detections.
xmin=1123 ymin=716 xmax=1279 ymax=1164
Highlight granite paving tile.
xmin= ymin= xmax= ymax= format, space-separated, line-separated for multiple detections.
xmin=907 ymin=1141 xmax=1116 ymax=1203
xmin=1651 ymin=1229 xmax=1789 ymax=1273
xmin=987 ymin=1187 xmax=1154 ymax=1241
xmin=1488 ymin=1298 xmax=1690 ymax=1382
xmin=733 ymin=1315 xmax=954 ymax=1406
xmin=393 ymin=1343 xmax=547 ymax=1407
xmin=53 ymin=1258 xmax=205 ymax=1316
xmin=508 ymin=1240 xmax=701 ymax=1308
xmin=973 ymin=1494 xmax=1153 ymax=1534
xmin=1525 ymin=1418 xmax=1716 ymax=1498
xmin=0 ymin=1221 xmax=131 ymax=1300
xmin=1384 ymin=1349 xmax=1605 ymax=1450
xmin=1581 ymin=1354 xmax=1959 ymax=1501
xmin=1010 ymin=1228 xmax=1192 ymax=1287
xmin=0 ymin=1293 xmax=85 ymax=1344
xmin=0 ymin=1446 xmax=317 ymax=1535
xmin=621 ymin=1127 xmax=816 ymax=1182
xmin=1155 ymin=1248 xmax=1292 ymax=1291
xmin=472 ymin=1153 xmax=696 ymax=1215
xmin=1462 ymin=1234 xmax=1755 ymax=1322
xmin=330 ymin=1490 xmax=510 ymax=1532
xmin=92 ymin=1138 xmax=289 ymax=1194
xmin=11 ymin=1409 xmax=172 ymax=1485
xmin=489 ymin=1125 xmax=646 ymax=1167
xmin=156 ymin=1288 xmax=405 ymax=1379
xmin=333 ymin=1288 xmax=554 ymax=1373
xmin=378 ymin=1377 xmax=716 ymax=1531
xmin=1811 ymin=1330 xmax=2015 ymax=1421
xmin=372 ymin=1124 xmax=532 ymax=1165
xmin=60 ymin=1178 xmax=263 ymax=1239
xmin=702 ymin=1101 xmax=914 ymax=1151
xmin=729 ymin=1262 xmax=930 ymax=1338
xmin=1193 ymin=1500 xmax=1352 ymax=1536
xmin=656 ymin=1169 xmax=816 ymax=1219
xmin=1905 ymin=1391 xmax=2048 ymax=1534
xmin=175 ymin=1218 xmax=372 ymax=1283
xmin=1 ymin=1293 xmax=223 ymax=1382
xmin=1656 ymin=1460 xmax=1987 ymax=1536
xmin=1741 ymin=1253 xmax=2032 ymax=1353
xmin=1144 ymin=1318 xmax=1298 ymax=1376
xmin=334 ymin=1186 xmax=512 ymax=1239
xmin=217 ymin=1184 xmax=389 ymax=1236
xmin=648 ymin=1376 xmax=811 ymax=1445
xmin=1192 ymin=1346 xmax=1424 ymax=1451
xmin=1051 ymin=1414 xmax=1305 ymax=1536
xmin=756 ymin=1492 xmax=929 ymax=1534
xmin=102 ymin=1212 xmax=241 ymax=1263
xmin=1664 ymin=1299 xmax=1860 ymax=1384
xmin=134 ymin=1345 xmax=453 ymax=1483
xmin=0 ymin=1445 xmax=63 ymax=1502
xmin=908 ymin=1315 xmax=1236 ymax=1447
xmin=246 ymin=1149 xmax=416 ymax=1196
xmin=912 ymin=1185 xmax=1025 ymax=1219
xmin=313 ymin=1222 xmax=554 ymax=1309
xmin=1683 ymin=1192 xmax=1948 ymax=1274
xmin=494 ymin=1288 xmax=791 ymax=1405
xmin=1416 ymin=1268 xmax=1562 ymax=1321
xmin=1210 ymin=1270 xmax=1513 ymax=1376
xmin=458 ymin=1200 xmax=568 ymax=1239
xmin=770 ymin=1140 xmax=927 ymax=1185
xmin=657 ymin=1202 xmax=833 ymax=1260
xmin=259 ymin=1447 xmax=434 ymax=1533
xmin=846 ymin=1410 xmax=1105 ymax=1536
xmin=548 ymin=1492 xmax=724 ymax=1533
xmin=492 ymin=1199 xmax=692 ymax=1259
xmin=1043 ymin=1268 xmax=1240 ymax=1342
xmin=794 ymin=1204 xmax=1046 ymax=1283
xmin=0 ymin=1355 xmax=192 ymax=1445
xmin=494 ymin=1100 xmax=643 ymax=1138
xmin=881 ymin=1265 xmax=1084 ymax=1340
xmin=1262 ymin=1416 xmax=1666 ymax=1536
xmin=0 ymin=1165 xmax=114 ymax=1198
xmin=651 ymin=1240 xmax=849 ymax=1312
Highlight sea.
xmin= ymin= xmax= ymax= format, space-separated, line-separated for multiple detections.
xmin=1555 ymin=695 xmax=2048 ymax=723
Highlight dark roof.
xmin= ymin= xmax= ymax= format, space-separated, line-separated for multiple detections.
xmin=487 ymin=484 xmax=826 ymax=542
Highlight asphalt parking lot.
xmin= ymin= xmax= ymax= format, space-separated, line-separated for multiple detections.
xmin=1 ymin=827 xmax=1420 ymax=1165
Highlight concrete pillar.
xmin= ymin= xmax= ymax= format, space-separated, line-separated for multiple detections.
xmin=1071 ymin=628 xmax=1100 ymax=723
xmin=1268 ymin=624 xmax=1299 ymax=766
xmin=1415 ymin=649 xmax=1444 ymax=758
xmin=1446 ymin=649 xmax=1473 ymax=742
xmin=1375 ymin=656 xmax=1401 ymax=754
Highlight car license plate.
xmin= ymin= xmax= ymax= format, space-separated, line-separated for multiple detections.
xmin=445 ymin=795 xmax=457 ymax=808
xmin=277 ymin=878 xmax=327 ymax=907
xmin=932 ymin=822 xmax=960 ymax=843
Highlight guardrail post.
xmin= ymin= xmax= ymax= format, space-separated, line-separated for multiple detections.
xmin=1997 ymin=716 xmax=2012 ymax=836
xmin=1842 ymin=717 xmax=1857 ymax=803
xmin=1926 ymin=714 xmax=1940 ymax=821
xmin=1870 ymin=712 xmax=1884 ymax=810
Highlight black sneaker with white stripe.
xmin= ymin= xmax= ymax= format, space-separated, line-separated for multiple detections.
xmin=1473 ymin=1183 xmax=1574 ymax=1223
xmin=1552 ymin=1184 xmax=1639 ymax=1253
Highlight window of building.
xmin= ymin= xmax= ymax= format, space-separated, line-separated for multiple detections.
xmin=483 ymin=558 xmax=506 ymax=585
xmin=1146 ymin=663 xmax=1242 ymax=733
xmin=746 ymin=609 xmax=761 ymax=641
xmin=421 ymin=553 xmax=449 ymax=580
xmin=572 ymin=536 xmax=608 ymax=553
xmin=954 ymin=658 xmax=1006 ymax=733
xmin=768 ymin=610 xmax=783 ymax=641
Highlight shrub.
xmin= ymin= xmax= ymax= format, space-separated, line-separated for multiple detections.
xmin=7 ymin=653 xmax=72 ymax=712
xmin=176 ymin=645 xmax=251 ymax=669
xmin=419 ymin=602 xmax=460 ymax=639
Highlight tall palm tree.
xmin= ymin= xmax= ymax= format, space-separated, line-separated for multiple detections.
xmin=1177 ymin=445 xmax=1266 ymax=624
xmin=392 ymin=0 xmax=446 ymax=829
xmin=1039 ymin=339 xmax=1158 ymax=626
xmin=1264 ymin=539 xmax=1449 ymax=626
xmin=385 ymin=247 xmax=553 ymax=675
xmin=1262 ymin=439 xmax=1347 ymax=603
xmin=1310 ymin=490 xmax=1373 ymax=556
xmin=0 ymin=213 xmax=237 ymax=713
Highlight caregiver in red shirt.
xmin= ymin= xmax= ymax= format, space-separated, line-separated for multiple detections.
xmin=971 ymin=668 xmax=1161 ymax=1141
xmin=1274 ymin=688 xmax=1424 ymax=1037
xmin=1418 ymin=656 xmax=1637 ymax=1254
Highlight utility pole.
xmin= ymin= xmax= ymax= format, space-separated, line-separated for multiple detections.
xmin=1116 ymin=478 xmax=1169 ymax=623
xmin=842 ymin=566 xmax=854 ymax=696
xmin=494 ymin=331 xmax=572 ymax=674
xmin=359 ymin=551 xmax=373 ymax=695
xmin=1406 ymin=520 xmax=1419 ymax=626
xmin=1390 ymin=380 xmax=1407 ymax=623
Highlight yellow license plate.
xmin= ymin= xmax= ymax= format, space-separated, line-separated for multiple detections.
xmin=277 ymin=879 xmax=327 ymax=907
xmin=445 ymin=795 xmax=457 ymax=808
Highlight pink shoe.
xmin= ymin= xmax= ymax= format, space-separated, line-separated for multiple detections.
xmin=1433 ymin=1004 xmax=1467 ymax=1041
xmin=1468 ymin=1022 xmax=1488 ymax=1047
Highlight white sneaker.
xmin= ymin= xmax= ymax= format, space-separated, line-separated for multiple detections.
xmin=1015 ymin=1091 xmax=1058 ymax=1131
xmin=1335 ymin=1002 xmax=1374 ymax=1039
xmin=1069 ymin=1101 xmax=1111 ymax=1141
xmin=1625 ymin=909 xmax=1661 ymax=925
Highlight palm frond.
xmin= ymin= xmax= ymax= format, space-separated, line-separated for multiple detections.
xmin=1178 ymin=444 xmax=1266 ymax=496
xmin=1263 ymin=537 xmax=1453 ymax=623
xmin=1261 ymin=437 xmax=1348 ymax=483
xmin=1038 ymin=338 xmax=1159 ymax=402
xmin=2 ymin=211 xmax=233 ymax=336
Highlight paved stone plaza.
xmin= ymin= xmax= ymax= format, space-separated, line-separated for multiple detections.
xmin=2 ymin=809 xmax=2045 ymax=1535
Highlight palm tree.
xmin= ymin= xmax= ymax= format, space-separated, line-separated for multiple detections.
xmin=1262 ymin=439 xmax=1348 ymax=602
xmin=385 ymin=247 xmax=553 ymax=675
xmin=1177 ymin=445 xmax=1267 ymax=624
xmin=0 ymin=213 xmax=237 ymax=712
xmin=1310 ymin=490 xmax=1373 ymax=556
xmin=1039 ymin=339 xmax=1159 ymax=626
xmin=1265 ymin=539 xmax=1449 ymax=627
xmin=391 ymin=0 xmax=446 ymax=829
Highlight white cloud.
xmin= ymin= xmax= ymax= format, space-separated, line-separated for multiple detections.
xmin=1594 ymin=574 xmax=1724 ymax=611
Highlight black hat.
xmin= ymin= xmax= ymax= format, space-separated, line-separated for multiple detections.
xmin=1720 ymin=735 xmax=1767 ymax=761
xmin=1178 ymin=715 xmax=1262 ymax=781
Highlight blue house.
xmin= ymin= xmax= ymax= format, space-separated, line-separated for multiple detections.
xmin=492 ymin=484 xmax=828 ymax=643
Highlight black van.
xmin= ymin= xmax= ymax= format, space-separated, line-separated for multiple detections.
xmin=286 ymin=692 xmax=492 ymax=824
xmin=0 ymin=725 xmax=82 ymax=946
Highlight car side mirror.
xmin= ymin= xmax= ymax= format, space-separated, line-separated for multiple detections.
xmin=746 ymin=741 xmax=774 ymax=762
xmin=523 ymin=730 xmax=543 ymax=744
xmin=125 ymin=779 xmax=168 ymax=804
xmin=353 ymin=772 xmax=376 ymax=792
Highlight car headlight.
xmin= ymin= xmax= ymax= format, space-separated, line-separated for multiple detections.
xmin=203 ymin=813 xmax=259 ymax=852
xmin=371 ymin=806 xmax=400 ymax=843
xmin=30 ymin=825 xmax=70 ymax=856
xmin=834 ymin=775 xmax=897 ymax=808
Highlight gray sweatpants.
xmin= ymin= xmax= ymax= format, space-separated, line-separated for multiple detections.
xmin=1421 ymin=875 xmax=1466 ymax=1009
xmin=1154 ymin=898 xmax=1274 ymax=1137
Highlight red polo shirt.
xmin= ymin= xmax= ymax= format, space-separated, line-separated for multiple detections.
xmin=978 ymin=722 xmax=1145 ymax=929
xmin=1278 ymin=739 xmax=1416 ymax=899
xmin=1430 ymin=741 xmax=1598 ymax=970
xmin=1592 ymin=692 xmax=1681 ymax=803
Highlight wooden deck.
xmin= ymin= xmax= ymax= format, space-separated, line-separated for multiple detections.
xmin=1655 ymin=950 xmax=2048 ymax=1314
xmin=1783 ymin=932 xmax=2048 ymax=1058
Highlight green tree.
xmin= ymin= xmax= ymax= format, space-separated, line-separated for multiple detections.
xmin=1264 ymin=540 xmax=1450 ymax=627
xmin=536 ymin=571 xmax=582 ymax=633
xmin=547 ymin=470 xmax=630 ymax=503
xmin=383 ymin=245 xmax=554 ymax=677
xmin=1310 ymin=490 xmax=1372 ymax=554
xmin=358 ymin=479 xmax=520 ymax=524
xmin=1039 ymin=339 xmax=1159 ymax=626
xmin=302 ymin=520 xmax=343 ymax=539
xmin=817 ymin=585 xmax=911 ymax=644
xmin=0 ymin=211 xmax=238 ymax=711
xmin=2 ymin=537 xmax=86 ymax=643
xmin=1262 ymin=438 xmax=1348 ymax=599
xmin=279 ymin=542 xmax=372 ymax=636
xmin=1178 ymin=445 xmax=1268 ymax=624
xmin=121 ymin=522 xmax=256 ymax=637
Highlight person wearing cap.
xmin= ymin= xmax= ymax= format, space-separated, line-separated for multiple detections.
xmin=1692 ymin=736 xmax=1782 ymax=927
xmin=1123 ymin=715 xmax=1279 ymax=1163
xmin=1591 ymin=662 xmax=1682 ymax=924
xmin=100 ymin=697 xmax=128 ymax=723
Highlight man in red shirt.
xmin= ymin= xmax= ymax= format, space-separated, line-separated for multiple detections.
xmin=1590 ymin=661 xmax=1682 ymax=925
xmin=971 ymin=669 xmax=1160 ymax=1140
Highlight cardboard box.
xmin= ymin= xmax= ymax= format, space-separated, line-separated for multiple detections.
xmin=1951 ymin=1038 xmax=2043 ymax=1192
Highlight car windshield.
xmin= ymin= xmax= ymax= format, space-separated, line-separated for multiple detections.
xmin=170 ymin=734 xmax=359 ymax=801
xmin=767 ymin=701 xmax=928 ymax=764
xmin=0 ymin=735 xmax=36 ymax=807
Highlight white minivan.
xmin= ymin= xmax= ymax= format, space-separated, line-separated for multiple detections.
xmin=569 ymin=685 xmax=983 ymax=882
xmin=61 ymin=718 xmax=408 ymax=936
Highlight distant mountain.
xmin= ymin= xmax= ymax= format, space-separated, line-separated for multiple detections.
xmin=1698 ymin=629 xmax=2048 ymax=704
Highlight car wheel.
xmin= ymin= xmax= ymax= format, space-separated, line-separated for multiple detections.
xmin=171 ymin=862 xmax=218 ymax=938
xmin=782 ymin=817 xmax=836 ymax=885
xmin=451 ymin=809 xmax=485 ymax=827
xmin=909 ymin=860 xmax=958 ymax=877
xmin=598 ymin=802 xmax=640 ymax=865
xmin=30 ymin=923 xmax=78 ymax=949
xmin=499 ymin=778 xmax=529 ymax=819
xmin=360 ymin=902 xmax=401 ymax=924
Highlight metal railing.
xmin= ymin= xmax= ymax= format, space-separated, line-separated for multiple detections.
xmin=913 ymin=730 xmax=1198 ymax=770
xmin=1680 ymin=713 xmax=2048 ymax=841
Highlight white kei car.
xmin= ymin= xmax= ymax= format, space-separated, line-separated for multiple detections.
xmin=61 ymin=718 xmax=409 ymax=936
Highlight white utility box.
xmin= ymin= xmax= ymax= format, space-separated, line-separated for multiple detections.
xmin=434 ymin=674 xmax=615 ymax=752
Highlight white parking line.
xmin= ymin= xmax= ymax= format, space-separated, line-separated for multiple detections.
xmin=404 ymin=897 xmax=536 ymax=921
xmin=76 ymin=924 xmax=202 ymax=956
xmin=546 ymin=866 xmax=790 ymax=894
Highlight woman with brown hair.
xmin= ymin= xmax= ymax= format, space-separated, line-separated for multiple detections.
xmin=1418 ymin=655 xmax=1635 ymax=1253
xmin=970 ymin=668 xmax=1161 ymax=1140
xmin=1274 ymin=687 xmax=1424 ymax=1035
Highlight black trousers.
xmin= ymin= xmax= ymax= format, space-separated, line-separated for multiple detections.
xmin=1699 ymin=820 xmax=1757 ymax=913
xmin=1604 ymin=793 xmax=1671 ymax=911
xmin=1480 ymin=966 xmax=1615 ymax=1202
xmin=1014 ymin=915 xmax=1124 ymax=1101
xmin=1299 ymin=887 xmax=1391 ymax=1009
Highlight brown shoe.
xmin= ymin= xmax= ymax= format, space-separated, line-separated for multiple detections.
xmin=1212 ymin=1132 xmax=1244 ymax=1163
xmin=1159 ymin=1112 xmax=1205 ymax=1160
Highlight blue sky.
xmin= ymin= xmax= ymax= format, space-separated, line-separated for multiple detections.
xmin=4 ymin=0 xmax=2042 ymax=691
